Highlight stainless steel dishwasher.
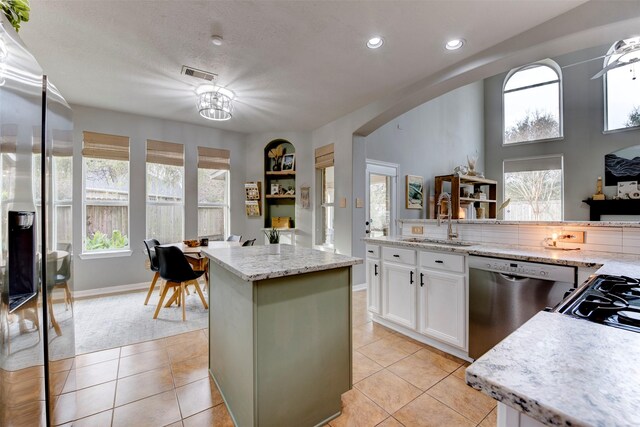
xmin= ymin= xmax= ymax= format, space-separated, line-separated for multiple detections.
xmin=468 ymin=256 xmax=575 ymax=359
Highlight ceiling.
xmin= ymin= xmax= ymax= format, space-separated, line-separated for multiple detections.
xmin=20 ymin=1 xmax=586 ymax=134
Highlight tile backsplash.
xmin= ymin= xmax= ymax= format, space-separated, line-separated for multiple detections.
xmin=400 ymin=221 xmax=640 ymax=255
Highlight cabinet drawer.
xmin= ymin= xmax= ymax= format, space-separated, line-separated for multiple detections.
xmin=382 ymin=247 xmax=416 ymax=265
xmin=365 ymin=245 xmax=380 ymax=258
xmin=420 ymin=251 xmax=465 ymax=273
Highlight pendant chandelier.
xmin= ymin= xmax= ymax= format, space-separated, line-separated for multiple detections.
xmin=197 ymin=86 xmax=234 ymax=121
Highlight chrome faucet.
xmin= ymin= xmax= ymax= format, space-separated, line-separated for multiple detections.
xmin=436 ymin=192 xmax=458 ymax=240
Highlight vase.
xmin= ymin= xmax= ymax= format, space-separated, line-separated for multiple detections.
xmin=268 ymin=243 xmax=281 ymax=254
xmin=272 ymin=160 xmax=281 ymax=172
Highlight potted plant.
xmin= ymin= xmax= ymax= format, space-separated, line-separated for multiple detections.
xmin=267 ymin=144 xmax=284 ymax=171
xmin=264 ymin=228 xmax=280 ymax=254
xmin=1 ymin=0 xmax=30 ymax=32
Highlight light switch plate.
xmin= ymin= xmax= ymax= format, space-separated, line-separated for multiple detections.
xmin=559 ymin=231 xmax=584 ymax=243
xmin=411 ymin=226 xmax=424 ymax=234
xmin=339 ymin=197 xmax=347 ymax=208
xmin=355 ymin=198 xmax=364 ymax=208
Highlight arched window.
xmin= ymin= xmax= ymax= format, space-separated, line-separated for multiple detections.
xmin=503 ymin=60 xmax=562 ymax=144
xmin=604 ymin=38 xmax=640 ymax=131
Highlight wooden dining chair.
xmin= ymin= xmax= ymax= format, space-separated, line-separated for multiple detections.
xmin=153 ymin=246 xmax=208 ymax=321
xmin=143 ymin=239 xmax=161 ymax=305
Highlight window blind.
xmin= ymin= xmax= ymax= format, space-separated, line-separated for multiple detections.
xmin=146 ymin=139 xmax=184 ymax=167
xmin=32 ymin=128 xmax=74 ymax=156
xmin=0 ymin=124 xmax=17 ymax=154
xmin=503 ymin=155 xmax=563 ymax=173
xmin=315 ymin=143 xmax=334 ymax=169
xmin=82 ymin=131 xmax=130 ymax=161
xmin=198 ymin=146 xmax=230 ymax=170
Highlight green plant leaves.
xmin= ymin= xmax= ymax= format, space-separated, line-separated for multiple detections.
xmin=1 ymin=0 xmax=30 ymax=32
xmin=86 ymin=230 xmax=129 ymax=251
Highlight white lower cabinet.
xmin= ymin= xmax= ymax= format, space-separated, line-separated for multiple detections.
xmin=382 ymin=262 xmax=416 ymax=329
xmin=366 ymin=258 xmax=381 ymax=314
xmin=418 ymin=268 xmax=466 ymax=348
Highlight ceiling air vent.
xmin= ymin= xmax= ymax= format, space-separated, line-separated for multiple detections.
xmin=181 ymin=65 xmax=217 ymax=82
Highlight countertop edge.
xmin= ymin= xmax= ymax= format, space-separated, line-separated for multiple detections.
xmin=202 ymin=247 xmax=362 ymax=282
xmin=363 ymin=237 xmax=604 ymax=269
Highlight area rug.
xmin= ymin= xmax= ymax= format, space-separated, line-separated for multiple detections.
xmin=73 ymin=289 xmax=208 ymax=354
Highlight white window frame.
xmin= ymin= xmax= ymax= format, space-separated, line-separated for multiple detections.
xmin=365 ymin=160 xmax=398 ymax=238
xmin=603 ymin=42 xmax=640 ymax=134
xmin=145 ymin=162 xmax=185 ymax=242
xmin=502 ymin=154 xmax=564 ymax=221
xmin=319 ymin=166 xmax=335 ymax=249
xmin=197 ymin=168 xmax=230 ymax=239
xmin=81 ymin=157 xmax=131 ymax=256
xmin=502 ymin=59 xmax=564 ymax=146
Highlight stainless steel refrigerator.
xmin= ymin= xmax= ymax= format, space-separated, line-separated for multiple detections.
xmin=0 ymin=16 xmax=74 ymax=426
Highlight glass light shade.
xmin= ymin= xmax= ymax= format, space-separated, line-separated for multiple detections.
xmin=198 ymin=90 xmax=233 ymax=121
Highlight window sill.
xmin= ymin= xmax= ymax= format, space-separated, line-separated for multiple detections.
xmin=502 ymin=135 xmax=564 ymax=146
xmin=79 ymin=249 xmax=133 ymax=260
xmin=603 ymin=125 xmax=640 ymax=135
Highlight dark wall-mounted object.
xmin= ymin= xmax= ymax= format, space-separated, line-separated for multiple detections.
xmin=604 ymin=145 xmax=640 ymax=186
xmin=582 ymin=199 xmax=640 ymax=220
xmin=7 ymin=210 xmax=37 ymax=312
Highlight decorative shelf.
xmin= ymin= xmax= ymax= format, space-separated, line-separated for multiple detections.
xmin=582 ymin=199 xmax=640 ymax=221
xmin=434 ymin=174 xmax=498 ymax=219
xmin=265 ymin=195 xmax=296 ymax=199
xmin=266 ymin=171 xmax=296 ymax=176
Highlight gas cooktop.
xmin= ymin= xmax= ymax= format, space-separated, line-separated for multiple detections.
xmin=557 ymin=275 xmax=640 ymax=334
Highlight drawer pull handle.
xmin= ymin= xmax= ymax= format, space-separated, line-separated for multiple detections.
xmin=420 ymin=273 xmax=424 ymax=287
xmin=410 ymin=271 xmax=414 ymax=284
xmin=393 ymin=254 xmax=400 ymax=258
xmin=435 ymin=260 xmax=444 ymax=264
xmin=368 ymin=250 xmax=374 ymax=254
xmin=374 ymin=264 xmax=378 ymax=276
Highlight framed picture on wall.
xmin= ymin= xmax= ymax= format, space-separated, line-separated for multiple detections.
xmin=406 ymin=175 xmax=424 ymax=209
xmin=281 ymin=154 xmax=295 ymax=171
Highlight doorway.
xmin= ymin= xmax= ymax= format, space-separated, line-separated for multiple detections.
xmin=365 ymin=161 xmax=398 ymax=238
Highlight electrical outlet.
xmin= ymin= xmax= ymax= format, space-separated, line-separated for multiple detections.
xmin=558 ymin=231 xmax=585 ymax=243
xmin=411 ymin=226 xmax=424 ymax=234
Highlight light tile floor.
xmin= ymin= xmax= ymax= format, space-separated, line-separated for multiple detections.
xmin=5 ymin=290 xmax=497 ymax=426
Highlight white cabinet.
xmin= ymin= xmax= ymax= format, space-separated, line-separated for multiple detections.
xmin=418 ymin=268 xmax=466 ymax=348
xmin=382 ymin=262 xmax=416 ymax=329
xmin=366 ymin=258 xmax=381 ymax=314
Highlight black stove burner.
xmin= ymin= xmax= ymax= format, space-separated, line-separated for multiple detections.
xmin=559 ymin=274 xmax=640 ymax=334
xmin=618 ymin=310 xmax=640 ymax=326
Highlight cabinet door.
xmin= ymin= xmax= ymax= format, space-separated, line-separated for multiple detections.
xmin=366 ymin=258 xmax=381 ymax=314
xmin=418 ymin=268 xmax=466 ymax=349
xmin=382 ymin=263 xmax=416 ymax=329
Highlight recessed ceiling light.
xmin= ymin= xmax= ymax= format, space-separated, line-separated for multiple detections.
xmin=367 ymin=36 xmax=384 ymax=49
xmin=445 ymin=39 xmax=465 ymax=50
xmin=211 ymin=35 xmax=223 ymax=46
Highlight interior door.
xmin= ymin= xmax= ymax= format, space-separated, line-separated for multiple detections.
xmin=365 ymin=161 xmax=397 ymax=238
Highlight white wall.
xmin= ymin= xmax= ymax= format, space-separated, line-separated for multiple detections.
xmin=243 ymin=132 xmax=313 ymax=247
xmin=71 ymin=105 xmax=247 ymax=291
xmin=350 ymin=82 xmax=485 ymax=285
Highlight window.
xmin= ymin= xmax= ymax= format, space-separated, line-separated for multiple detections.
xmin=197 ymin=146 xmax=230 ymax=240
xmin=503 ymin=60 xmax=562 ymax=144
xmin=321 ymin=166 xmax=335 ymax=247
xmin=503 ymin=155 xmax=563 ymax=221
xmin=146 ymin=139 xmax=184 ymax=243
xmin=82 ymin=131 xmax=130 ymax=252
xmin=604 ymin=38 xmax=640 ymax=131
xmin=315 ymin=144 xmax=334 ymax=247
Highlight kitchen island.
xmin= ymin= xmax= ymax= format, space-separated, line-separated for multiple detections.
xmin=202 ymin=244 xmax=362 ymax=427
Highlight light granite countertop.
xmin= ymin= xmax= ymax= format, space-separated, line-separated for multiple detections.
xmin=364 ymin=236 xmax=640 ymax=271
xmin=466 ymin=311 xmax=640 ymax=427
xmin=202 ymin=244 xmax=362 ymax=282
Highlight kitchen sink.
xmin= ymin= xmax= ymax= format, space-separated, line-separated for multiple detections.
xmin=401 ymin=237 xmax=474 ymax=247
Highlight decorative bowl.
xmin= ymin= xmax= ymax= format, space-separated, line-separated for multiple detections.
xmin=183 ymin=239 xmax=200 ymax=247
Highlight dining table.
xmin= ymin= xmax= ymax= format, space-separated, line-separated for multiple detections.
xmin=159 ymin=241 xmax=241 ymax=276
